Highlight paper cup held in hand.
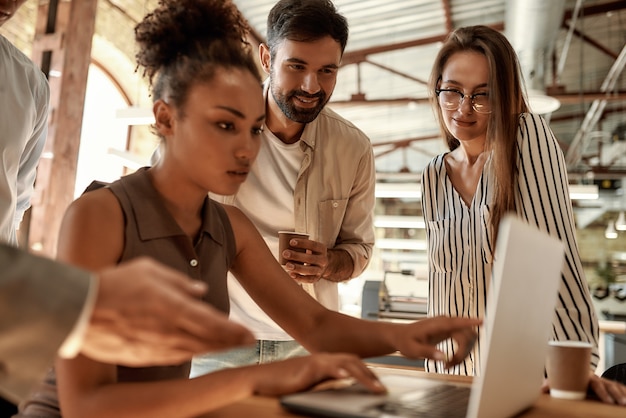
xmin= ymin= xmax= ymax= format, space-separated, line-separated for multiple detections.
xmin=278 ymin=231 xmax=309 ymax=265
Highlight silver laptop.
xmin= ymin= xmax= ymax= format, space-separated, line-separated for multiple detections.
xmin=281 ymin=215 xmax=565 ymax=418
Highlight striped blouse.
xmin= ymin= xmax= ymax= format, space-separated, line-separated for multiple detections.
xmin=420 ymin=113 xmax=599 ymax=376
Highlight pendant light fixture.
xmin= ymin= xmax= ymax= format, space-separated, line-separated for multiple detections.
xmin=605 ymin=221 xmax=618 ymax=239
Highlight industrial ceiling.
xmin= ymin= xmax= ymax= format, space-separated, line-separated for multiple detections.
xmin=2 ymin=0 xmax=626 ymax=227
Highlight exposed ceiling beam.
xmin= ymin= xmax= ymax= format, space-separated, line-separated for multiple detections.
xmin=441 ymin=0 xmax=453 ymax=33
xmin=555 ymin=91 xmax=626 ymax=104
xmin=551 ymin=107 xmax=626 ymax=123
xmin=372 ymin=135 xmax=440 ymax=148
xmin=563 ymin=24 xmax=621 ymax=59
xmin=563 ymin=0 xmax=626 ymax=21
xmin=330 ymin=91 xmax=626 ymax=107
xmin=341 ymin=22 xmax=505 ymax=66
xmin=566 ymin=44 xmax=626 ymax=166
xmin=330 ymin=97 xmax=430 ymax=107
xmin=363 ymin=59 xmax=428 ymax=85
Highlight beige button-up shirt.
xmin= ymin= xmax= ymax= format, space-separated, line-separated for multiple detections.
xmin=215 ymin=95 xmax=376 ymax=340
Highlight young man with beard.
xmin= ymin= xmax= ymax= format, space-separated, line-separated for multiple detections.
xmin=191 ymin=0 xmax=376 ymax=375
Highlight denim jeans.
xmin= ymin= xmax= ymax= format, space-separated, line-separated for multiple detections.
xmin=190 ymin=340 xmax=309 ymax=378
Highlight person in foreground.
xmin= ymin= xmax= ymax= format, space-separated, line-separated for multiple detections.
xmin=421 ymin=24 xmax=626 ymax=405
xmin=193 ymin=0 xmax=377 ymax=375
xmin=16 ymin=1 xmax=480 ymax=417
xmin=0 ymin=243 xmax=253 ymax=403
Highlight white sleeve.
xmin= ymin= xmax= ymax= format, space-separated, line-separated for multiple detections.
xmin=15 ymin=74 xmax=49 ymax=228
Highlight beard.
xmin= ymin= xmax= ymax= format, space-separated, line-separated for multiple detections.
xmin=270 ymin=83 xmax=328 ymax=124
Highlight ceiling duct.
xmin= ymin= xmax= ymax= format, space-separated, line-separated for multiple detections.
xmin=505 ymin=0 xmax=566 ymax=115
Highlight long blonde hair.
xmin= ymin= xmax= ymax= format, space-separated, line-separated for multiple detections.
xmin=428 ymin=25 xmax=530 ymax=237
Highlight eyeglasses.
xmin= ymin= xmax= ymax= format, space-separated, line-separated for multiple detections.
xmin=435 ymin=88 xmax=492 ymax=114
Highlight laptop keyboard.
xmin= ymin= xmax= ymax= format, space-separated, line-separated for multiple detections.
xmin=376 ymin=384 xmax=470 ymax=418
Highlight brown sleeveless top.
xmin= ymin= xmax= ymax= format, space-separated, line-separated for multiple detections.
xmin=17 ymin=168 xmax=236 ymax=416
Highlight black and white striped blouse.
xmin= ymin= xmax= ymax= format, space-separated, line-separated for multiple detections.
xmin=421 ymin=113 xmax=599 ymax=376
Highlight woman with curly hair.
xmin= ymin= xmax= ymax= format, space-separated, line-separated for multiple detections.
xmin=17 ymin=1 xmax=481 ymax=417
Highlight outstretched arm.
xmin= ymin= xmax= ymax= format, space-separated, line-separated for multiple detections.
xmin=226 ymin=204 xmax=481 ymax=365
xmin=56 ymin=352 xmax=385 ymax=418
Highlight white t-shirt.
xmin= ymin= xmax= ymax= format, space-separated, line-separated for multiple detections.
xmin=0 ymin=35 xmax=49 ymax=245
xmin=227 ymin=128 xmax=304 ymax=340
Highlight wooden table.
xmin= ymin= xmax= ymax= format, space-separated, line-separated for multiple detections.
xmin=200 ymin=394 xmax=624 ymax=418
xmin=200 ymin=366 xmax=626 ymax=418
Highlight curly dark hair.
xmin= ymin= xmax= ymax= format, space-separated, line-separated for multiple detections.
xmin=134 ymin=0 xmax=261 ymax=111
